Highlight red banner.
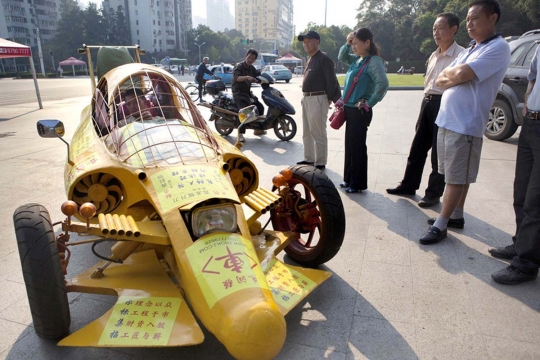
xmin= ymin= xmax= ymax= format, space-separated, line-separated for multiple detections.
xmin=0 ymin=46 xmax=31 ymax=58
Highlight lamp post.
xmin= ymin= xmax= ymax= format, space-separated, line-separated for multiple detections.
xmin=194 ymin=42 xmax=206 ymax=63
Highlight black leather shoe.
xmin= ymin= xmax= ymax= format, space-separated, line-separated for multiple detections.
xmin=386 ymin=184 xmax=415 ymax=195
xmin=488 ymin=244 xmax=516 ymax=260
xmin=419 ymin=226 xmax=447 ymax=245
xmin=339 ymin=182 xmax=349 ymax=188
xmin=315 ymin=165 xmax=325 ymax=170
xmin=491 ymin=265 xmax=538 ymax=285
xmin=297 ymin=160 xmax=314 ymax=165
xmin=427 ymin=217 xmax=464 ymax=229
xmin=418 ymin=196 xmax=440 ymax=208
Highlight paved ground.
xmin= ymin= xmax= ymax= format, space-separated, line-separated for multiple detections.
xmin=0 ymin=75 xmax=539 ymax=360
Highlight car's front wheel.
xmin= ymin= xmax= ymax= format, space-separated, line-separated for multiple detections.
xmin=13 ymin=203 xmax=70 ymax=339
xmin=485 ymin=99 xmax=518 ymax=141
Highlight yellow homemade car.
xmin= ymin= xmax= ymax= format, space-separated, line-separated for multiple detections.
xmin=13 ymin=45 xmax=345 ymax=360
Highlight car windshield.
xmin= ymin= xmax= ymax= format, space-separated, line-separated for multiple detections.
xmin=273 ymin=65 xmax=288 ymax=70
xmin=92 ymin=68 xmax=220 ymax=167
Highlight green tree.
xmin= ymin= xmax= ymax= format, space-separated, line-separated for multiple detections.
xmin=109 ymin=6 xmax=131 ymax=45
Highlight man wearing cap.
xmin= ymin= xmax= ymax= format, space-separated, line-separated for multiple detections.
xmin=297 ymin=30 xmax=341 ymax=171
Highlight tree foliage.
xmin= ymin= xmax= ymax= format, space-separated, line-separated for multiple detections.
xmin=356 ymin=0 xmax=540 ymax=61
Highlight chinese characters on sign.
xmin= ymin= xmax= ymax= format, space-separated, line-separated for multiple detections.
xmin=151 ymin=166 xmax=239 ymax=212
xmin=265 ymin=259 xmax=317 ymax=311
xmin=185 ymin=233 xmax=268 ymax=308
xmin=98 ymin=296 xmax=181 ymax=346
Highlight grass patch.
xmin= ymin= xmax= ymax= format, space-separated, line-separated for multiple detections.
xmin=338 ymin=73 xmax=425 ymax=87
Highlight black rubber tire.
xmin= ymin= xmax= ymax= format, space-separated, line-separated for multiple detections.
xmin=285 ymin=79 xmax=290 ymax=83
xmin=13 ymin=203 xmax=70 ymax=339
xmin=215 ymin=117 xmax=235 ymax=136
xmin=184 ymin=84 xmax=200 ymax=102
xmin=271 ymin=165 xmax=345 ymax=267
xmin=485 ymin=99 xmax=518 ymax=141
xmin=273 ymin=115 xmax=297 ymax=141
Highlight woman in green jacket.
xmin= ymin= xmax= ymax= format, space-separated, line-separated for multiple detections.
xmin=337 ymin=28 xmax=389 ymax=193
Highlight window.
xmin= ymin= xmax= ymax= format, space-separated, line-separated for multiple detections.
xmin=523 ymin=44 xmax=539 ymax=69
xmin=153 ymin=20 xmax=155 ymax=25
xmin=136 ymin=30 xmax=139 ymax=35
xmin=136 ymin=20 xmax=139 ymax=25
xmin=135 ymin=10 xmax=138 ymax=15
xmin=509 ymin=43 xmax=531 ymax=66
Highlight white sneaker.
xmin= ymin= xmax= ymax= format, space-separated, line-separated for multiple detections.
xmin=238 ymin=133 xmax=245 ymax=142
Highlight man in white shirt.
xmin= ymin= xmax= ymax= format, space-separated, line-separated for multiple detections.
xmin=419 ymin=0 xmax=511 ymax=245
xmin=490 ymin=45 xmax=540 ymax=284
xmin=387 ymin=13 xmax=464 ymax=208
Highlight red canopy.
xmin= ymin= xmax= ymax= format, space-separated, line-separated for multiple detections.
xmin=0 ymin=38 xmax=42 ymax=109
xmin=0 ymin=38 xmax=32 ymax=58
xmin=59 ymin=57 xmax=86 ymax=66
xmin=277 ymin=53 xmax=302 ymax=62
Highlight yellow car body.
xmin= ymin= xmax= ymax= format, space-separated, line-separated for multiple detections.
xmin=15 ymin=46 xmax=345 ymax=360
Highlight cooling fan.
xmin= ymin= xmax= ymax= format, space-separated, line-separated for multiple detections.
xmin=72 ymin=173 xmax=123 ymax=214
xmin=227 ymin=157 xmax=256 ymax=196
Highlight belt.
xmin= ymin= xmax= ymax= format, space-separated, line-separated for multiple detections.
xmin=526 ymin=110 xmax=540 ymax=120
xmin=425 ymin=94 xmax=442 ymax=101
xmin=303 ymin=91 xmax=326 ymax=97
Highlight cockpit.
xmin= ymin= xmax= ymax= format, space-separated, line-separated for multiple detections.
xmin=91 ymin=63 xmax=220 ymax=168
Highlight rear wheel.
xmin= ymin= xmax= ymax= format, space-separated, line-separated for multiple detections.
xmin=215 ymin=117 xmax=235 ymax=136
xmin=274 ymin=115 xmax=297 ymax=141
xmin=271 ymin=166 xmax=345 ymax=267
xmin=485 ymin=99 xmax=518 ymax=141
xmin=184 ymin=84 xmax=200 ymax=102
xmin=285 ymin=79 xmax=290 ymax=83
xmin=13 ymin=203 xmax=70 ymax=339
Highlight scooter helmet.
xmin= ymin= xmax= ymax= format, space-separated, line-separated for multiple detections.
xmin=258 ymin=73 xmax=275 ymax=85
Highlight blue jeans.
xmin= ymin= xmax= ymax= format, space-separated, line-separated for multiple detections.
xmin=511 ymin=117 xmax=540 ymax=272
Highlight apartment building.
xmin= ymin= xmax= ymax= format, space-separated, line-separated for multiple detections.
xmin=234 ymin=0 xmax=293 ymax=49
xmin=0 ymin=0 xmax=61 ymax=46
xmin=102 ymin=0 xmax=192 ymax=54
xmin=206 ymin=0 xmax=234 ymax=33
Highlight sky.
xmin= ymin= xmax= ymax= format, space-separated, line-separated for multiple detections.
xmin=193 ymin=0 xmax=360 ymax=32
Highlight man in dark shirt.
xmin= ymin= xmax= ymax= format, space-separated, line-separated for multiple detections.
xmin=232 ymin=48 xmax=266 ymax=141
xmin=297 ymin=31 xmax=341 ymax=170
xmin=195 ymin=57 xmax=213 ymax=103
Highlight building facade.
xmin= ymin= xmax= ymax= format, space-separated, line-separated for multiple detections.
xmin=206 ymin=0 xmax=234 ymax=33
xmin=0 ymin=0 xmax=61 ymax=46
xmin=234 ymin=0 xmax=293 ymax=50
xmin=102 ymin=0 xmax=192 ymax=54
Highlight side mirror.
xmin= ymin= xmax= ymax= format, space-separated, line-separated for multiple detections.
xmin=36 ymin=120 xmax=74 ymax=166
xmin=37 ymin=120 xmax=65 ymax=138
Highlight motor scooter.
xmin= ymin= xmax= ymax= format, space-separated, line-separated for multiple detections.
xmin=199 ymin=73 xmax=297 ymax=141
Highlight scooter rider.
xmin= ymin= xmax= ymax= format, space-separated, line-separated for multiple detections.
xmin=196 ymin=57 xmax=213 ymax=103
xmin=232 ymin=48 xmax=266 ymax=140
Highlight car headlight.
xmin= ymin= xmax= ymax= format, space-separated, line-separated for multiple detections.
xmin=192 ymin=204 xmax=237 ymax=238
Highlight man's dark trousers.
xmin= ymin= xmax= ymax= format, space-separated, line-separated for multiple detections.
xmin=511 ymin=117 xmax=540 ymax=272
xmin=400 ymin=96 xmax=445 ymax=198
